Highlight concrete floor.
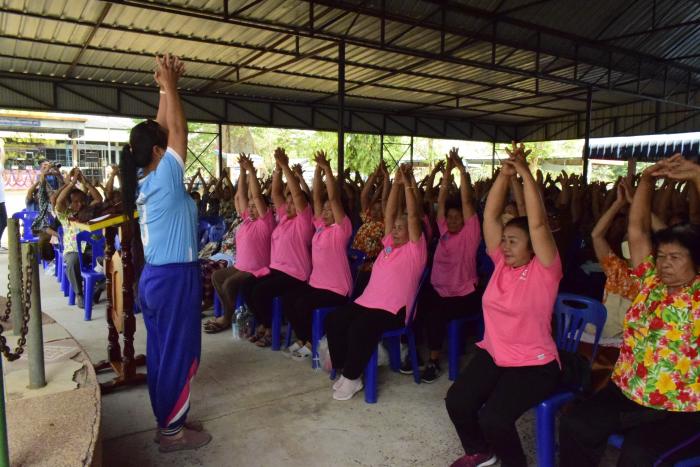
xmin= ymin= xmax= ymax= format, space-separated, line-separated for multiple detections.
xmin=1 ymin=191 xmax=620 ymax=467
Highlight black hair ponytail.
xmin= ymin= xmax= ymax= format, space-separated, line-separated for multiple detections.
xmin=120 ymin=119 xmax=167 ymax=218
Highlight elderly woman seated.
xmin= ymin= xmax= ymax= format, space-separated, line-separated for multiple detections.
xmin=559 ymin=154 xmax=700 ymax=467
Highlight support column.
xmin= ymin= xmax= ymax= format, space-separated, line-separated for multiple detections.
xmin=410 ymin=136 xmax=414 ymax=165
xmin=7 ymin=220 xmax=22 ymax=336
xmin=217 ymin=123 xmax=224 ymax=177
xmin=337 ymin=40 xmax=345 ymax=186
xmin=380 ymin=134 xmax=384 ymax=163
xmin=491 ymin=141 xmax=496 ymax=177
xmin=25 ymin=243 xmax=46 ymax=389
xmin=583 ymin=86 xmax=593 ymax=182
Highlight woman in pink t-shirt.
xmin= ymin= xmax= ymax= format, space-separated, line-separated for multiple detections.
xmin=326 ymin=164 xmax=427 ymax=401
xmin=282 ymin=151 xmax=353 ymax=360
xmin=204 ymin=155 xmax=275 ymax=334
xmin=445 ymin=143 xmax=562 ymax=467
xmin=410 ymin=148 xmax=482 ymax=383
xmin=248 ymin=148 xmax=314 ymax=347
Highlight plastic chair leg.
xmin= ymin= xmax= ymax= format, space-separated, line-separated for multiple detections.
xmin=407 ymin=330 xmax=421 ymax=385
xmin=535 ymin=402 xmax=556 ymax=467
xmin=364 ymin=348 xmax=379 ymax=404
xmin=387 ymin=337 xmax=401 ymax=371
xmin=311 ymin=310 xmax=323 ymax=370
xmin=271 ymin=297 xmax=282 ymax=351
xmin=448 ymin=319 xmax=462 ymax=381
xmin=83 ymin=277 xmax=94 ymax=321
xmin=213 ymin=293 xmax=223 ymax=318
xmin=285 ymin=322 xmax=294 ymax=348
xmin=61 ymin=267 xmax=69 ymax=297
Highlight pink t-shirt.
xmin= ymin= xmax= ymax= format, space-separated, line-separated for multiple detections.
xmin=308 ymin=216 xmax=353 ymax=296
xmin=431 ymin=214 xmax=481 ymax=297
xmin=477 ymin=248 xmax=562 ymax=367
xmin=234 ymin=209 xmax=276 ymax=277
xmin=269 ymin=204 xmax=314 ymax=281
xmin=355 ymin=234 xmax=428 ymax=320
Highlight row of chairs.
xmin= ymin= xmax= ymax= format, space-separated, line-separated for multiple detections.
xmin=13 ymin=209 xmax=106 ymax=321
xmin=214 ymin=257 xmax=698 ymax=465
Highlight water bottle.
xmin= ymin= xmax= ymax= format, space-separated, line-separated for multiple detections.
xmin=231 ymin=309 xmax=241 ymax=341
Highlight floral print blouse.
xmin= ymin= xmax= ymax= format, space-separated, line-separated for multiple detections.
xmin=612 ymin=256 xmax=700 ymax=412
xmin=351 ymin=210 xmax=384 ymax=271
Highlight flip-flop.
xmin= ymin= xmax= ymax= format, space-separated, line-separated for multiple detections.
xmin=203 ymin=321 xmax=231 ymax=334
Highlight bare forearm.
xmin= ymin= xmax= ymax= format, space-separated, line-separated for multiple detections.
xmin=484 ymin=173 xmax=510 ymax=223
xmin=521 ymin=172 xmax=547 ymax=229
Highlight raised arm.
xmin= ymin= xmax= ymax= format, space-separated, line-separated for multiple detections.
xmin=483 ymin=169 xmax=512 ymax=253
xmin=236 ymin=156 xmax=249 ymax=216
xmin=505 ymin=146 xmax=558 ymax=266
xmin=591 ymin=183 xmax=627 ymax=263
xmin=275 ymin=147 xmax=308 ymax=213
xmin=385 ymin=167 xmax=403 ymax=236
xmin=155 ymin=54 xmax=187 ymax=160
xmin=105 ymin=165 xmax=120 ymax=201
xmin=241 ymin=156 xmax=268 ymax=217
xmin=510 ymin=176 xmax=527 ymax=216
xmin=55 ymin=169 xmax=78 ymax=214
xmin=361 ymin=165 xmax=380 ymax=212
xmin=293 ymin=164 xmax=311 ymax=198
xmin=452 ymin=151 xmax=476 ymax=220
xmin=628 ymin=158 xmax=673 ymax=268
xmin=437 ymin=155 xmax=452 ymax=222
xmin=76 ymin=169 xmax=103 ymax=205
xmin=270 ymin=162 xmax=285 ymax=209
xmin=402 ymin=165 xmax=423 ymax=242
xmin=654 ymin=155 xmax=700 ymax=225
xmin=312 ymin=160 xmax=323 ymax=218
xmin=317 ymin=151 xmax=345 ymax=223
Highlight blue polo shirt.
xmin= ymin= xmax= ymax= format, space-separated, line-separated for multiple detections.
xmin=136 ymin=148 xmax=197 ymax=265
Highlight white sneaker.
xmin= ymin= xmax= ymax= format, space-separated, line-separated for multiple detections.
xmin=282 ymin=342 xmax=302 ymax=357
xmin=332 ymin=375 xmax=345 ymax=391
xmin=291 ymin=345 xmax=312 ymax=361
xmin=333 ymin=377 xmax=363 ymax=401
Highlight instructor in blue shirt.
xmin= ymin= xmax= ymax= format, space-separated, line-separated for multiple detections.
xmin=120 ymin=54 xmax=211 ymax=453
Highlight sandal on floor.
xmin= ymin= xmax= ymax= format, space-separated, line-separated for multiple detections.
xmin=255 ymin=335 xmax=272 ymax=348
xmin=153 ymin=420 xmax=204 ymax=444
xmin=203 ymin=321 xmax=231 ymax=334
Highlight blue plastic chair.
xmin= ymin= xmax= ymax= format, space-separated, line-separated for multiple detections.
xmin=11 ymin=210 xmax=39 ymax=243
xmin=447 ymin=313 xmax=485 ymax=381
xmin=76 ymin=231 xmax=106 ymax=321
xmin=535 ymin=293 xmax=607 ymax=467
xmin=198 ymin=219 xmax=211 ymax=249
xmin=208 ymin=218 xmax=226 ymax=243
xmin=270 ymin=296 xmax=294 ymax=351
xmin=608 ymin=433 xmax=700 ymax=466
xmin=310 ymin=249 xmax=367 ymax=369
xmin=363 ymin=267 xmax=430 ymax=404
xmin=54 ymin=226 xmax=64 ymax=283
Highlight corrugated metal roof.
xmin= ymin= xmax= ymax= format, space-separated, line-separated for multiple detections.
xmin=0 ymin=0 xmax=699 ymax=141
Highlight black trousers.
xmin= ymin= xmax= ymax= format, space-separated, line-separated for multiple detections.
xmin=414 ymin=282 xmax=483 ymax=351
xmin=445 ymin=346 xmax=560 ymax=467
xmin=325 ymin=302 xmax=405 ymax=380
xmin=559 ymin=381 xmax=700 ymax=467
xmin=282 ymin=283 xmax=347 ymax=343
xmin=0 ymin=202 xmax=6 ymax=246
xmin=248 ymin=269 xmax=305 ymax=327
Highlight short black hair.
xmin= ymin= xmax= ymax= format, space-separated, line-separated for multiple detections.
xmin=653 ymin=223 xmax=700 ymax=269
xmin=445 ymin=196 xmax=462 ymax=214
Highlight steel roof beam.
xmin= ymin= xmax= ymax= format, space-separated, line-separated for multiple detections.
xmin=65 ymin=3 xmax=112 ymax=78
xmin=94 ymin=1 xmax=700 ymax=109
